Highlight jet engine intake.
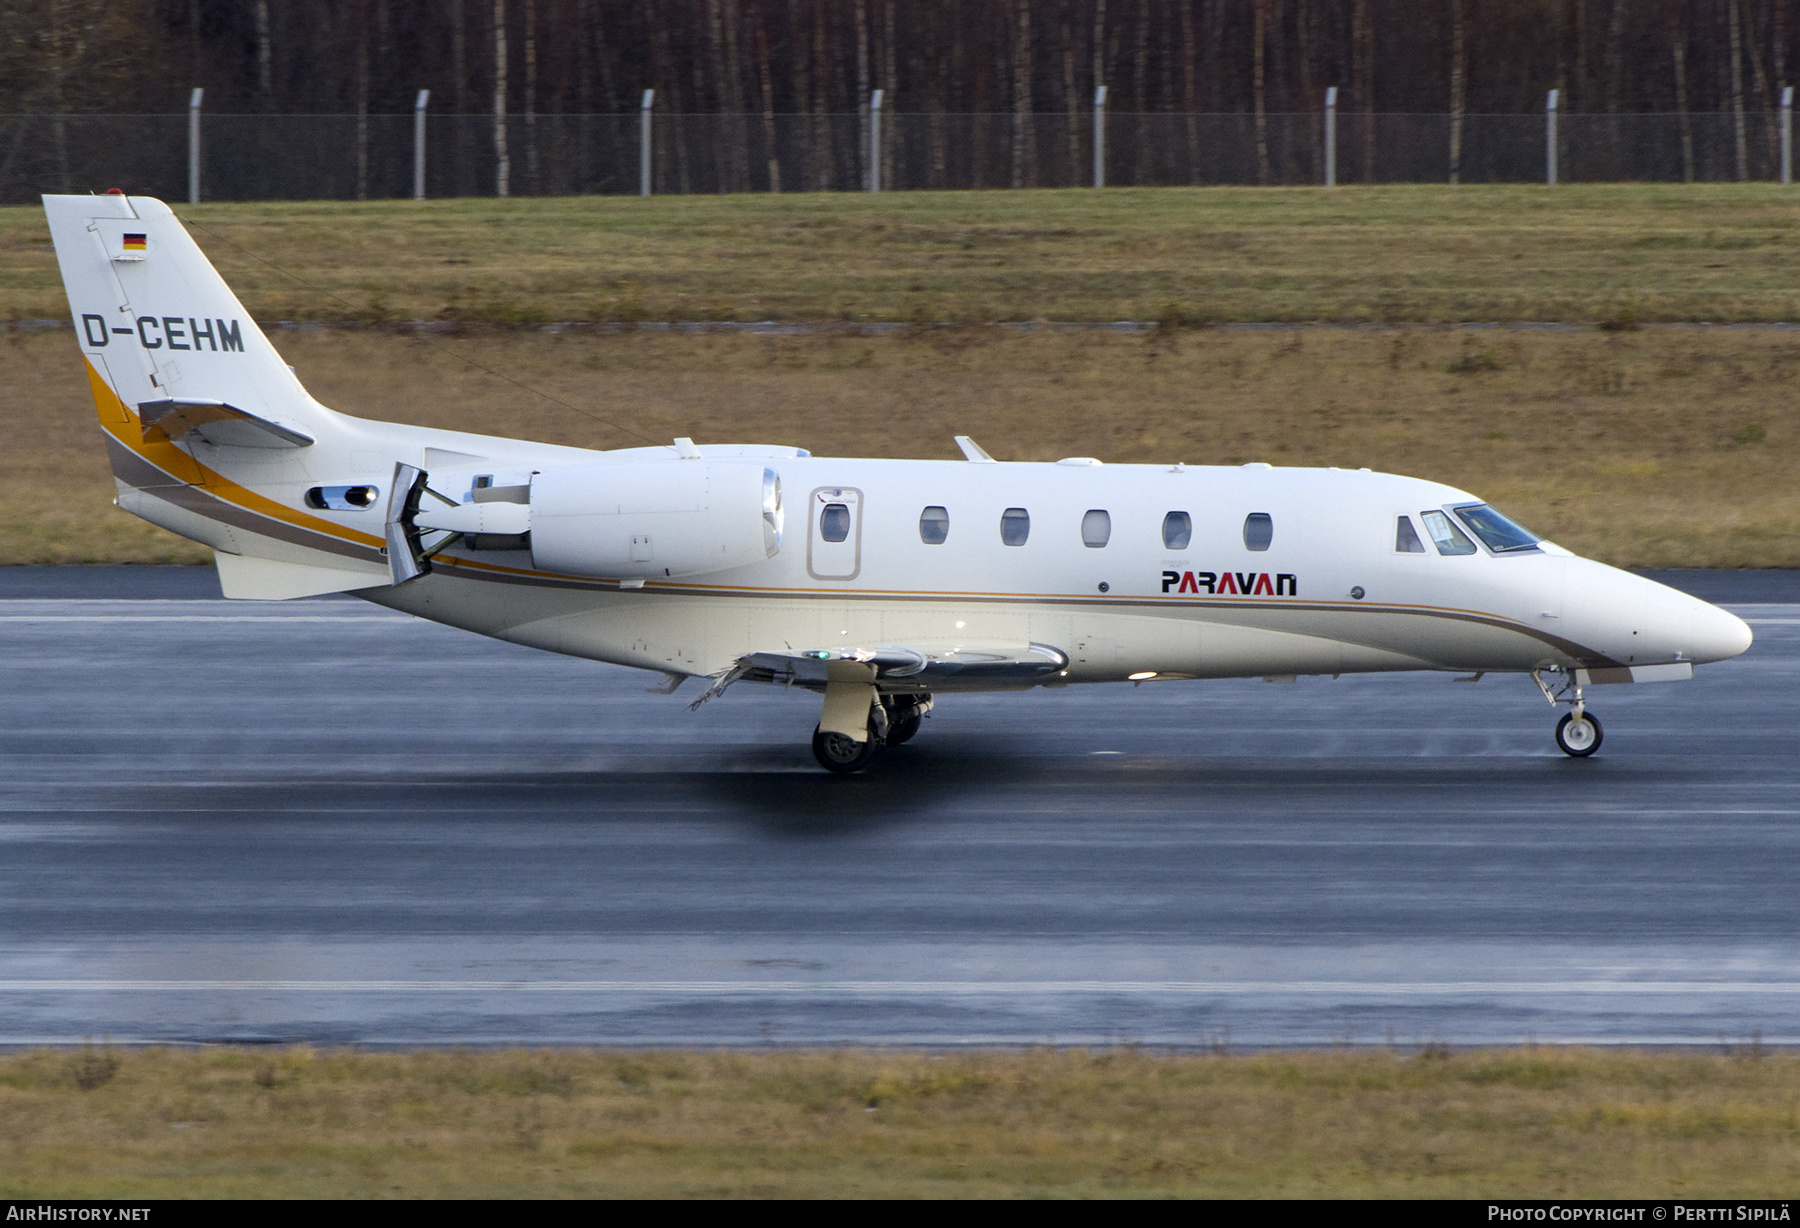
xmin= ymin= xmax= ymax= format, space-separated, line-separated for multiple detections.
xmin=528 ymin=462 xmax=782 ymax=580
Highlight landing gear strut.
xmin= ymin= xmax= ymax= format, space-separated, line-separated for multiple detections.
xmin=1533 ymin=667 xmax=1603 ymax=758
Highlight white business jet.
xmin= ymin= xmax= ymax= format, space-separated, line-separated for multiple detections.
xmin=44 ymin=193 xmax=1752 ymax=772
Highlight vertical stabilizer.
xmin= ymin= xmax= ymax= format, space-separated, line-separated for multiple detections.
xmin=41 ymin=194 xmax=326 ymax=441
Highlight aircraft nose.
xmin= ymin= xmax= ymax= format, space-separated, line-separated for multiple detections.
xmin=1690 ymin=598 xmax=1753 ymax=664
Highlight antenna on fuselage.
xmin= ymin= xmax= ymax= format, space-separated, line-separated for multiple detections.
xmin=955 ymin=435 xmax=998 ymax=463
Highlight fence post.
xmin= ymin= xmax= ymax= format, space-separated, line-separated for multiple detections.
xmin=187 ymin=88 xmax=203 ymax=204
xmin=1324 ymin=87 xmax=1338 ymax=187
xmin=639 ymin=89 xmax=654 ymax=197
xmin=1784 ymin=87 xmax=1794 ymax=185
xmin=1093 ymin=85 xmax=1107 ymax=188
xmin=869 ymin=89 xmax=883 ymax=192
xmin=413 ymin=89 xmax=430 ymax=201
xmin=1545 ymin=89 xmax=1559 ymax=186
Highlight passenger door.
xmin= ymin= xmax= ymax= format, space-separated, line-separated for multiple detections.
xmin=807 ymin=486 xmax=863 ymax=580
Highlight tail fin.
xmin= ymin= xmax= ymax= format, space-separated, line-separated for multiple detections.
xmin=42 ymin=193 xmax=325 ymax=442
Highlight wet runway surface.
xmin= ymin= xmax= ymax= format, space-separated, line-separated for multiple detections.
xmin=3 ymin=567 xmax=1798 ymax=1047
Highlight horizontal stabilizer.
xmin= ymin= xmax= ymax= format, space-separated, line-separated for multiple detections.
xmin=139 ymin=398 xmax=313 ymax=449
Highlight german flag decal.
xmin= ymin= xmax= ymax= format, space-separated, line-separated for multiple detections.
xmin=121 ymin=233 xmax=146 ymax=251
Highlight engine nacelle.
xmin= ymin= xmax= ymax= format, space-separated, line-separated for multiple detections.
xmin=529 ymin=461 xmax=783 ymax=580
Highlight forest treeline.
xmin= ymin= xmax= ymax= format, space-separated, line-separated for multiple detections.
xmin=4 ymin=1 xmax=1797 ymax=121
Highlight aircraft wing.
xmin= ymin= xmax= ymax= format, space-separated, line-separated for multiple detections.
xmin=689 ymin=640 xmax=1069 ymax=707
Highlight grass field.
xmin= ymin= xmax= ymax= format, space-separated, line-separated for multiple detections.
xmin=3 ymin=1046 xmax=1796 ymax=1198
xmin=7 ymin=323 xmax=1799 ymax=567
xmin=6 ymin=185 xmax=1800 ymax=326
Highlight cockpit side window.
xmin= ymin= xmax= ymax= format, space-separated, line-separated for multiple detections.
xmin=1453 ymin=503 xmax=1542 ymax=552
xmin=1396 ymin=515 xmax=1426 ymax=553
xmin=1420 ymin=510 xmax=1477 ymax=555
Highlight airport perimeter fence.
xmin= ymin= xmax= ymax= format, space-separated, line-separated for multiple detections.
xmin=1 ymin=108 xmax=1793 ymax=205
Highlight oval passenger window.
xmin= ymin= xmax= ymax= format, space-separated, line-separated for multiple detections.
xmin=305 ymin=485 xmax=380 ymax=511
xmin=1243 ymin=512 xmax=1273 ymax=551
xmin=1162 ymin=511 xmax=1192 ymax=550
xmin=819 ymin=503 xmax=851 ymax=543
xmin=919 ymin=505 xmax=949 ymax=544
xmin=1000 ymin=507 xmax=1031 ymax=546
xmin=1081 ymin=509 xmax=1111 ymax=548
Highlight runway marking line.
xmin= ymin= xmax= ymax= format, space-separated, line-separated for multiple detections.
xmin=6 ymin=980 xmax=1800 ymax=995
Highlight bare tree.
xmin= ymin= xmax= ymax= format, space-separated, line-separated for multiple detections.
xmin=855 ymin=0 xmax=870 ymax=188
xmin=754 ymin=0 xmax=782 ymax=191
xmin=1729 ymin=0 xmax=1748 ymax=180
xmin=1012 ymin=0 xmax=1034 ymax=187
xmin=1354 ymin=0 xmax=1374 ymax=181
xmin=1061 ymin=0 xmax=1080 ymax=184
xmin=1254 ymin=0 xmax=1270 ymax=185
xmin=1744 ymin=0 xmax=1780 ymax=174
xmin=882 ymin=0 xmax=896 ymax=189
xmin=255 ymin=0 xmax=274 ymax=109
xmin=928 ymin=0 xmax=949 ymax=187
xmin=524 ymin=0 xmax=539 ymax=193
xmin=494 ymin=0 xmax=510 ymax=197
xmin=1180 ymin=0 xmax=1199 ymax=183
xmin=356 ymin=0 xmax=370 ymax=200
xmin=1132 ymin=0 xmax=1150 ymax=183
xmin=1669 ymin=2 xmax=1694 ymax=182
xmin=1449 ymin=0 xmax=1466 ymax=184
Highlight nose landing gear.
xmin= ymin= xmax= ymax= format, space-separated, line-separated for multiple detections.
xmin=1534 ymin=667 xmax=1603 ymax=758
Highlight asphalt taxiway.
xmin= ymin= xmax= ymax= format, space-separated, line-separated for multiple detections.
xmin=2 ymin=566 xmax=1797 ymax=1047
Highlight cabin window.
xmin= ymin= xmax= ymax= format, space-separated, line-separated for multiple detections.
xmin=1420 ymin=510 xmax=1477 ymax=555
xmin=1243 ymin=512 xmax=1273 ymax=551
xmin=1453 ymin=503 xmax=1542 ymax=553
xmin=1081 ymin=509 xmax=1111 ymax=548
xmin=1162 ymin=511 xmax=1192 ymax=550
xmin=1000 ymin=507 xmax=1031 ymax=546
xmin=1396 ymin=515 xmax=1426 ymax=553
xmin=919 ymin=505 xmax=949 ymax=544
xmin=819 ymin=502 xmax=851 ymax=543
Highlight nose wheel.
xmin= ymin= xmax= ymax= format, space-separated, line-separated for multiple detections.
xmin=1534 ymin=667 xmax=1603 ymax=758
xmin=1554 ymin=711 xmax=1603 ymax=757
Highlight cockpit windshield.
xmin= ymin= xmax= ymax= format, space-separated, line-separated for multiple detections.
xmin=1452 ymin=503 xmax=1541 ymax=553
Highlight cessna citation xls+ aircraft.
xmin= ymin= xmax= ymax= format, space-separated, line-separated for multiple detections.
xmin=45 ymin=193 xmax=1753 ymax=772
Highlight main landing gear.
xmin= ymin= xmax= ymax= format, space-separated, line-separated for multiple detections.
xmin=1533 ymin=667 xmax=1603 ymax=758
xmin=811 ymin=693 xmax=932 ymax=774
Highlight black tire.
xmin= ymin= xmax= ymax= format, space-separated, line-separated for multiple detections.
xmin=886 ymin=712 xmax=923 ymax=746
xmin=1555 ymin=711 xmax=1603 ymax=757
xmin=812 ymin=725 xmax=879 ymax=774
